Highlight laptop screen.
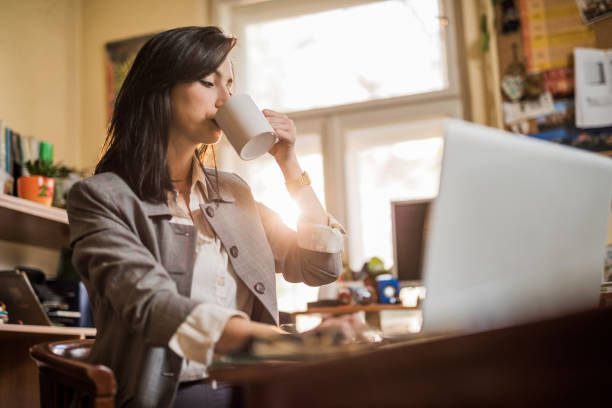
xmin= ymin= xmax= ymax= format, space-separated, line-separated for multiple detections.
xmin=0 ymin=270 xmax=52 ymax=326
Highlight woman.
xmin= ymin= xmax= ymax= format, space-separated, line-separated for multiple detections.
xmin=67 ymin=26 xmax=352 ymax=408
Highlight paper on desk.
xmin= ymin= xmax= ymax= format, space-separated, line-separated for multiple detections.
xmin=575 ymin=48 xmax=612 ymax=128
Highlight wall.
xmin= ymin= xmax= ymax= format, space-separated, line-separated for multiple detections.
xmin=0 ymin=0 xmax=82 ymax=168
xmin=0 ymin=0 xmax=82 ymax=275
xmin=80 ymin=0 xmax=208 ymax=170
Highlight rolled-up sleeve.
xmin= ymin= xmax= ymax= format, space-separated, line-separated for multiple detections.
xmin=256 ymin=202 xmax=346 ymax=286
xmin=168 ymin=304 xmax=248 ymax=364
xmin=297 ymin=214 xmax=346 ymax=253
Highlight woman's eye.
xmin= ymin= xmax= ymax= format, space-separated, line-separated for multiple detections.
xmin=199 ymin=80 xmax=214 ymax=88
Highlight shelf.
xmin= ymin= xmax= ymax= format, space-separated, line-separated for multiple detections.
xmin=293 ymin=304 xmax=418 ymax=316
xmin=0 ymin=193 xmax=69 ymax=249
xmin=0 ymin=323 xmax=95 ymax=339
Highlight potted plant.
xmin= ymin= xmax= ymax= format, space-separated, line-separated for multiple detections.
xmin=17 ymin=159 xmax=62 ymax=206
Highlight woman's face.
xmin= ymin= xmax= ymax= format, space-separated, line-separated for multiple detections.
xmin=168 ymin=57 xmax=233 ymax=147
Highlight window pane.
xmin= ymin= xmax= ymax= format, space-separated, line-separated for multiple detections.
xmin=345 ymin=119 xmax=445 ymax=271
xmin=238 ymin=0 xmax=446 ymax=112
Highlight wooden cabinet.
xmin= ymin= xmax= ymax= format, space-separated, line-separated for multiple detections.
xmin=0 ymin=194 xmax=92 ymax=407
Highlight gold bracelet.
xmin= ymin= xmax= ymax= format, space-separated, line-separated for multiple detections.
xmin=285 ymin=171 xmax=311 ymax=194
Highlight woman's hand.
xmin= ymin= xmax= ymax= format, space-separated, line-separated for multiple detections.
xmin=262 ymin=108 xmax=328 ymax=225
xmin=263 ymin=109 xmax=299 ymax=170
xmin=308 ymin=314 xmax=370 ymax=344
xmin=215 ymin=317 xmax=285 ymax=355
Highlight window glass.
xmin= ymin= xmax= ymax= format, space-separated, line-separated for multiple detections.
xmin=235 ymin=134 xmax=325 ymax=230
xmin=238 ymin=0 xmax=446 ymax=112
xmin=345 ymin=119 xmax=445 ymax=271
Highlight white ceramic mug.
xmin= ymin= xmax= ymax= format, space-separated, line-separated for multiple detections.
xmin=215 ymin=95 xmax=277 ymax=160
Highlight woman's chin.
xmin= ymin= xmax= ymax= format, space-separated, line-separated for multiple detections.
xmin=199 ymin=130 xmax=222 ymax=145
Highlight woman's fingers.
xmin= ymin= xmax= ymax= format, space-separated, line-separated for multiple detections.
xmin=262 ymin=109 xmax=298 ymax=163
xmin=315 ymin=314 xmax=369 ymax=344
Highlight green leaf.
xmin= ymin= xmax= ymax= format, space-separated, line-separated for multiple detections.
xmin=24 ymin=159 xmax=65 ymax=178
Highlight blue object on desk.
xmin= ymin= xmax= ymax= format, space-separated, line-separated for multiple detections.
xmin=377 ymin=278 xmax=400 ymax=304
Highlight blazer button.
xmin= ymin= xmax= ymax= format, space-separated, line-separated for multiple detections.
xmin=206 ymin=207 xmax=214 ymax=217
xmin=229 ymin=246 xmax=239 ymax=258
xmin=254 ymin=282 xmax=265 ymax=294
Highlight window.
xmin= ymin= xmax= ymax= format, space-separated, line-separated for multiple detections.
xmin=345 ymin=118 xmax=445 ymax=270
xmin=214 ymin=0 xmax=463 ymax=311
xmin=231 ymin=0 xmax=448 ymax=112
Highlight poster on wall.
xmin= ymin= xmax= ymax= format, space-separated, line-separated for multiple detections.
xmin=519 ymin=0 xmax=596 ymax=72
xmin=104 ymin=33 xmax=157 ymax=122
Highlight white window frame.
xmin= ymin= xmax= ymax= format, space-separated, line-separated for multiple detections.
xmin=212 ymin=0 xmax=464 ymax=265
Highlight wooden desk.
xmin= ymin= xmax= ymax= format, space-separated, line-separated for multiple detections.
xmin=0 ymin=324 xmax=96 ymax=408
xmin=210 ymin=307 xmax=611 ymax=407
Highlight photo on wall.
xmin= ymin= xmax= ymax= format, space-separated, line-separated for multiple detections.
xmin=104 ymin=33 xmax=157 ymax=122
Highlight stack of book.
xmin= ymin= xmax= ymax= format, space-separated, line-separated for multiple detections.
xmin=0 ymin=118 xmax=54 ymax=195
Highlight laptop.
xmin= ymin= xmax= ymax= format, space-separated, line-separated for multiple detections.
xmin=0 ymin=270 xmax=53 ymax=325
xmin=418 ymin=119 xmax=612 ymax=335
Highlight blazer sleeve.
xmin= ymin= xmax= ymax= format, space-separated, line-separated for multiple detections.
xmin=256 ymin=200 xmax=344 ymax=287
xmin=67 ymin=179 xmax=200 ymax=346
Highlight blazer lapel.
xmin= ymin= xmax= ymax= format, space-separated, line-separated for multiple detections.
xmin=141 ymin=199 xmax=172 ymax=218
xmin=202 ymin=166 xmax=236 ymax=203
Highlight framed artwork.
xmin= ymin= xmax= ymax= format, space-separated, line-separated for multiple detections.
xmin=104 ymin=33 xmax=157 ymax=122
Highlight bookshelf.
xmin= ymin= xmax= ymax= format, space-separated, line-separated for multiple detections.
xmin=0 ymin=193 xmax=69 ymax=249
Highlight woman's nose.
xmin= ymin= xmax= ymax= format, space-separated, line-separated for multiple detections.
xmin=216 ymin=86 xmax=232 ymax=108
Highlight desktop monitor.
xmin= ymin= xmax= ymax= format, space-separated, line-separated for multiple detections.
xmin=420 ymin=119 xmax=612 ymax=334
xmin=391 ymin=199 xmax=431 ymax=286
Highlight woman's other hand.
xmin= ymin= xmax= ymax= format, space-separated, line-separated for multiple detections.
xmin=309 ymin=314 xmax=370 ymax=344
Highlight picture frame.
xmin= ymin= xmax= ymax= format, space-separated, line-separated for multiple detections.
xmin=104 ymin=33 xmax=157 ymax=122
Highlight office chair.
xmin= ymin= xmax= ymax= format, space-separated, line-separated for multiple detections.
xmin=30 ymin=339 xmax=116 ymax=408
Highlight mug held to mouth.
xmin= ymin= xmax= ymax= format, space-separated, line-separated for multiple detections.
xmin=214 ymin=94 xmax=278 ymax=160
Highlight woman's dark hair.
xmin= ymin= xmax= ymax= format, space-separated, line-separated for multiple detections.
xmin=95 ymin=26 xmax=236 ymax=203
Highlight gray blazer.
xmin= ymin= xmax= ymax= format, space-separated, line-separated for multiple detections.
xmin=67 ymin=167 xmax=341 ymax=408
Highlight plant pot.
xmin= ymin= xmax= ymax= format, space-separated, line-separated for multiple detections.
xmin=17 ymin=176 xmax=55 ymax=206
